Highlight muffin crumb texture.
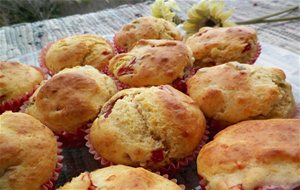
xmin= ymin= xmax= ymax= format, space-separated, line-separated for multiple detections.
xmin=45 ymin=35 xmax=114 ymax=73
xmin=197 ymin=119 xmax=300 ymax=190
xmin=109 ymin=39 xmax=194 ymax=87
xmin=90 ymin=85 xmax=206 ymax=169
xmin=25 ymin=66 xmax=117 ymax=133
xmin=187 ymin=62 xmax=295 ymax=124
xmin=0 ymin=61 xmax=43 ymax=103
xmin=0 ymin=111 xmax=57 ymax=190
xmin=58 ymin=165 xmax=182 ymax=190
xmin=114 ymin=16 xmax=182 ymax=52
xmin=185 ymin=26 xmax=258 ymax=67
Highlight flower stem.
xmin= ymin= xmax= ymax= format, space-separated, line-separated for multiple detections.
xmin=236 ymin=16 xmax=300 ymax=24
xmin=236 ymin=5 xmax=298 ymax=25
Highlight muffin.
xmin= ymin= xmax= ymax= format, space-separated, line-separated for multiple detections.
xmin=88 ymin=85 xmax=206 ymax=171
xmin=197 ymin=119 xmax=300 ymax=190
xmin=109 ymin=39 xmax=194 ymax=87
xmin=187 ymin=62 xmax=296 ymax=130
xmin=25 ymin=65 xmax=117 ymax=135
xmin=185 ymin=26 xmax=260 ymax=68
xmin=0 ymin=111 xmax=59 ymax=190
xmin=40 ymin=34 xmax=115 ymax=75
xmin=114 ymin=16 xmax=182 ymax=53
xmin=0 ymin=61 xmax=44 ymax=114
xmin=58 ymin=165 xmax=182 ymax=190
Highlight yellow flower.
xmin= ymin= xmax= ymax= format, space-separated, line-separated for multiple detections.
xmin=183 ymin=0 xmax=235 ymax=35
xmin=151 ymin=0 xmax=181 ymax=23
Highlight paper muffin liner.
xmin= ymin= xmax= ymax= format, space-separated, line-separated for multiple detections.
xmin=0 ymin=87 xmax=36 ymax=114
xmin=100 ymin=65 xmax=131 ymax=90
xmin=39 ymin=42 xmax=55 ymax=76
xmin=172 ymin=66 xmax=200 ymax=94
xmin=292 ymin=103 xmax=300 ymax=119
xmin=56 ymin=122 xmax=93 ymax=148
xmin=154 ymin=172 xmax=185 ymax=190
xmin=248 ymin=42 xmax=261 ymax=65
xmin=198 ymin=175 xmax=208 ymax=190
xmin=42 ymin=136 xmax=64 ymax=190
xmin=113 ymin=34 xmax=128 ymax=53
xmin=85 ymin=127 xmax=209 ymax=175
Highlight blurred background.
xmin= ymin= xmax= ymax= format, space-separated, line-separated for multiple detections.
xmin=0 ymin=0 xmax=149 ymax=26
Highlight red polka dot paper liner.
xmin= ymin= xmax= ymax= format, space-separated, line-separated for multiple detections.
xmin=292 ymin=103 xmax=300 ymax=119
xmin=248 ymin=42 xmax=261 ymax=65
xmin=113 ymin=34 xmax=128 ymax=54
xmin=84 ymin=128 xmax=114 ymax=167
xmin=156 ymin=172 xmax=186 ymax=190
xmin=100 ymin=65 xmax=131 ymax=91
xmin=172 ymin=65 xmax=201 ymax=94
xmin=39 ymin=42 xmax=55 ymax=76
xmin=198 ymin=175 xmax=208 ymax=190
xmin=0 ymin=66 xmax=47 ymax=114
xmin=85 ymin=127 xmax=209 ymax=175
xmin=0 ymin=86 xmax=37 ymax=114
xmin=56 ymin=124 xmax=91 ymax=148
xmin=52 ymin=122 xmax=93 ymax=148
xmin=42 ymin=136 xmax=63 ymax=190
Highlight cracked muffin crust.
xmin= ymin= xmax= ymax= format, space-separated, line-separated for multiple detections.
xmin=44 ymin=34 xmax=114 ymax=74
xmin=197 ymin=119 xmax=300 ymax=190
xmin=0 ymin=111 xmax=57 ymax=190
xmin=114 ymin=16 xmax=182 ymax=52
xmin=25 ymin=66 xmax=117 ymax=134
xmin=187 ymin=62 xmax=295 ymax=127
xmin=89 ymin=85 xmax=206 ymax=169
xmin=109 ymin=39 xmax=194 ymax=87
xmin=0 ymin=61 xmax=44 ymax=112
xmin=58 ymin=165 xmax=182 ymax=190
xmin=185 ymin=26 xmax=259 ymax=67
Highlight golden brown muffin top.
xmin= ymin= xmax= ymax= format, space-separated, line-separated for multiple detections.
xmin=114 ymin=16 xmax=182 ymax=52
xmin=90 ymin=85 xmax=206 ymax=169
xmin=0 ymin=111 xmax=57 ymax=190
xmin=187 ymin=62 xmax=295 ymax=124
xmin=25 ymin=66 xmax=117 ymax=133
xmin=185 ymin=26 xmax=258 ymax=67
xmin=58 ymin=165 xmax=182 ymax=190
xmin=0 ymin=61 xmax=44 ymax=103
xmin=109 ymin=39 xmax=194 ymax=86
xmin=197 ymin=119 xmax=300 ymax=190
xmin=45 ymin=34 xmax=114 ymax=73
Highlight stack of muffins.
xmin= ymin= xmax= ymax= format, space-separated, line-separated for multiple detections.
xmin=0 ymin=16 xmax=299 ymax=190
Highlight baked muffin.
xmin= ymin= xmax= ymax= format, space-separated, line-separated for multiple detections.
xmin=109 ymin=39 xmax=194 ymax=87
xmin=0 ymin=61 xmax=44 ymax=113
xmin=58 ymin=165 xmax=182 ymax=190
xmin=0 ymin=111 xmax=58 ymax=190
xmin=41 ymin=34 xmax=114 ymax=75
xmin=89 ymin=85 xmax=206 ymax=170
xmin=187 ymin=62 xmax=295 ymax=129
xmin=114 ymin=16 xmax=182 ymax=53
xmin=25 ymin=65 xmax=117 ymax=134
xmin=185 ymin=26 xmax=260 ymax=67
xmin=197 ymin=119 xmax=300 ymax=190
